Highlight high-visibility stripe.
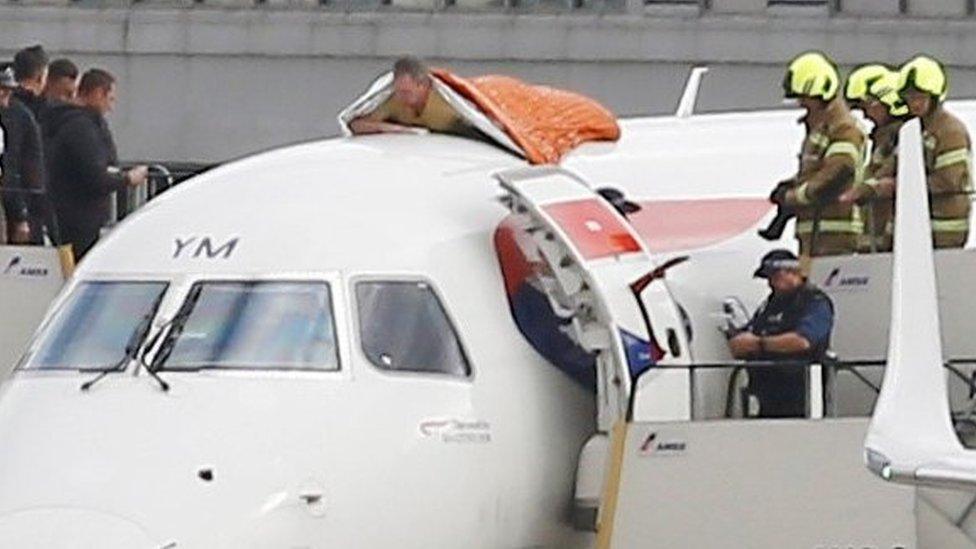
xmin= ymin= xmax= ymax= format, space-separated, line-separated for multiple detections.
xmin=934 ymin=148 xmax=971 ymax=170
xmin=796 ymin=219 xmax=864 ymax=234
xmin=825 ymin=141 xmax=862 ymax=162
xmin=931 ymin=218 xmax=970 ymax=232
xmin=881 ymin=219 xmax=968 ymax=234
xmin=796 ymin=182 xmax=812 ymax=206
xmin=808 ymin=133 xmax=830 ymax=148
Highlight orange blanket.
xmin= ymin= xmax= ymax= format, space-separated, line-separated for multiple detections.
xmin=432 ymin=69 xmax=621 ymax=165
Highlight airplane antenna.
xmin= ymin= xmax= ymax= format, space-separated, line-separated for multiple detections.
xmin=675 ymin=66 xmax=709 ymax=119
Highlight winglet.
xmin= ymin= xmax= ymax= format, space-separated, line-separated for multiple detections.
xmin=864 ymin=118 xmax=974 ymax=488
xmin=675 ymin=67 xmax=709 ymax=119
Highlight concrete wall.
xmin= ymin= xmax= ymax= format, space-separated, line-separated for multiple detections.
xmin=3 ymin=5 xmax=976 ymax=162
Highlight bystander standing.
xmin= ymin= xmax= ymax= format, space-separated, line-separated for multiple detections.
xmin=42 ymin=58 xmax=79 ymax=105
xmin=12 ymin=45 xmax=49 ymax=120
xmin=0 ymin=63 xmax=46 ymax=245
xmin=45 ymin=68 xmax=147 ymax=259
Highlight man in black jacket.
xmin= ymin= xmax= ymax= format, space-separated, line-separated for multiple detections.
xmin=42 ymin=58 xmax=78 ymax=104
xmin=0 ymin=63 xmax=47 ymax=245
xmin=12 ymin=46 xmax=49 ymax=121
xmin=12 ymin=46 xmax=57 ymax=245
xmin=46 ymin=68 xmax=147 ymax=259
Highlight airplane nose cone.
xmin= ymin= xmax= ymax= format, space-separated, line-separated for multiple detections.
xmin=0 ymin=508 xmax=161 ymax=548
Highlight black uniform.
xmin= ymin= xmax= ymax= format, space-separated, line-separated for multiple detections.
xmin=44 ymin=102 xmax=127 ymax=259
xmin=745 ymin=284 xmax=834 ymax=418
xmin=0 ymin=96 xmax=47 ymax=244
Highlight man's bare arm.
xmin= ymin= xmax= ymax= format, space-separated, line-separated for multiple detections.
xmin=761 ymin=332 xmax=812 ymax=355
xmin=729 ymin=332 xmax=761 ymax=359
xmin=349 ymin=117 xmax=422 ymax=135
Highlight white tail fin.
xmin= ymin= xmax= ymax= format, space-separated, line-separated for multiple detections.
xmin=864 ymin=119 xmax=976 ymax=488
xmin=675 ymin=67 xmax=708 ymax=119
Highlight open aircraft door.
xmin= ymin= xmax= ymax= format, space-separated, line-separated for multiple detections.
xmin=494 ymin=166 xmax=694 ymax=535
xmin=495 ymin=166 xmax=693 ymax=426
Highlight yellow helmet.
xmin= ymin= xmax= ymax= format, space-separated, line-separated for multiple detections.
xmin=783 ymin=52 xmax=840 ymax=101
xmin=868 ymin=70 xmax=909 ymax=117
xmin=844 ymin=64 xmax=889 ymax=103
xmin=898 ymin=55 xmax=948 ymax=102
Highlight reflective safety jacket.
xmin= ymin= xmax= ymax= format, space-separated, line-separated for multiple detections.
xmin=853 ymin=119 xmax=902 ymax=250
xmin=785 ymin=98 xmax=867 ymax=252
xmin=922 ymin=106 xmax=972 ymax=247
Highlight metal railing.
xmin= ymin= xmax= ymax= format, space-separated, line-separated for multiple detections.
xmin=628 ymin=357 xmax=976 ymax=426
xmin=0 ymin=161 xmax=214 ymax=248
xmin=110 ymin=161 xmax=216 ymax=223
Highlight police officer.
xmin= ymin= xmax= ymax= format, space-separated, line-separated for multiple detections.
xmin=728 ymin=249 xmax=835 ymax=418
xmin=898 ymin=55 xmax=972 ymax=248
xmin=771 ymin=52 xmax=867 ymax=257
xmin=839 ymin=65 xmax=908 ymax=252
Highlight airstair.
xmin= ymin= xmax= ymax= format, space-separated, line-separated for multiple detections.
xmin=495 ymin=165 xmax=976 ymax=548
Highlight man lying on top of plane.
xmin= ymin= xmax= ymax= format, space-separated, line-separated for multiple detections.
xmin=348 ymin=56 xmax=480 ymax=139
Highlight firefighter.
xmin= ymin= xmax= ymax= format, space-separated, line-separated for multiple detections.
xmin=838 ymin=65 xmax=908 ymax=252
xmin=770 ymin=52 xmax=867 ymax=257
xmin=898 ymin=55 xmax=972 ymax=248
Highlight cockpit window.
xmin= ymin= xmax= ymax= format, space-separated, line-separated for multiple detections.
xmin=355 ymin=280 xmax=470 ymax=377
xmin=21 ymin=281 xmax=168 ymax=370
xmin=156 ymin=281 xmax=339 ymax=371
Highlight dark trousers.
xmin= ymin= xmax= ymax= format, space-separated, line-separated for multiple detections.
xmin=747 ymin=366 xmax=807 ymax=419
xmin=57 ymin=218 xmax=101 ymax=260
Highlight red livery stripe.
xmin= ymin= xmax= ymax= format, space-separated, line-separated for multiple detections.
xmin=544 ymin=199 xmax=641 ymax=260
xmin=628 ymin=198 xmax=772 ymax=253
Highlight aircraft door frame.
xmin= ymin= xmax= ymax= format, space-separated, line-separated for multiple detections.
xmin=494 ymin=166 xmax=669 ymax=430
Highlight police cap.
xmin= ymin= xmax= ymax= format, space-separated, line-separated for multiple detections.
xmin=754 ymin=249 xmax=801 ymax=279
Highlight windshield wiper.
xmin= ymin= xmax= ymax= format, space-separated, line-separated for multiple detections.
xmin=80 ymin=291 xmax=168 ymax=392
xmin=149 ymin=284 xmax=204 ymax=373
xmin=80 ymin=319 xmax=149 ymax=391
xmin=136 ymin=318 xmax=174 ymax=391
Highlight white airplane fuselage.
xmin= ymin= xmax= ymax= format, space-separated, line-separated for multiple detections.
xmin=3 ymin=101 xmax=976 ymax=547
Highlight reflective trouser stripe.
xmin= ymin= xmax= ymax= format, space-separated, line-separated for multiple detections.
xmin=931 ymin=218 xmax=970 ymax=232
xmin=795 ymin=219 xmax=864 ymax=234
xmin=882 ymin=219 xmax=967 ymax=234
xmin=934 ymin=148 xmax=971 ymax=170
xmin=824 ymin=141 xmax=862 ymax=162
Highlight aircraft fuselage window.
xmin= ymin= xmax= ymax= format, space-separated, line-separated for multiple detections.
xmin=20 ymin=281 xmax=169 ymax=370
xmin=355 ymin=280 xmax=471 ymax=377
xmin=156 ymin=281 xmax=339 ymax=371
